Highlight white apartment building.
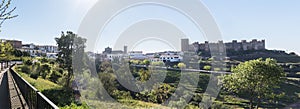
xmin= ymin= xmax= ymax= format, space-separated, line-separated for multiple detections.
xmin=129 ymin=51 xmax=147 ymax=60
xmin=159 ymin=55 xmax=182 ymax=63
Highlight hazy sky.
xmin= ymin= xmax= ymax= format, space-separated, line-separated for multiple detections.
xmin=0 ymin=0 xmax=299 ymax=54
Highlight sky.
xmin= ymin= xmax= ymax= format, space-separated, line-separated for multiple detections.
xmin=0 ymin=0 xmax=299 ymax=54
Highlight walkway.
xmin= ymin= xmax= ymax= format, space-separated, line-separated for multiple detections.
xmin=0 ymin=69 xmax=9 ymax=109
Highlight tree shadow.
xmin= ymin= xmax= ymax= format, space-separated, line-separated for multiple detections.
xmin=41 ymin=88 xmax=74 ymax=107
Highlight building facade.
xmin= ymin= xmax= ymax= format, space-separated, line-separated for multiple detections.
xmin=0 ymin=39 xmax=23 ymax=49
xmin=6 ymin=40 xmax=22 ymax=49
xmin=37 ymin=45 xmax=58 ymax=53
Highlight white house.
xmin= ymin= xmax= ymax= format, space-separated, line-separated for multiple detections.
xmin=129 ymin=51 xmax=147 ymax=60
xmin=159 ymin=54 xmax=182 ymax=63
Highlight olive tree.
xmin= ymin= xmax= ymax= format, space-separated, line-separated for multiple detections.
xmin=223 ymin=58 xmax=285 ymax=109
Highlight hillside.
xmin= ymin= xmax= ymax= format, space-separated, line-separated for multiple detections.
xmin=226 ymin=50 xmax=300 ymax=63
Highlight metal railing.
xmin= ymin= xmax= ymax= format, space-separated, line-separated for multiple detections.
xmin=9 ymin=65 xmax=59 ymax=109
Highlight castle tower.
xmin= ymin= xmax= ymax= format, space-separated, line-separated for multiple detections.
xmin=261 ymin=40 xmax=266 ymax=50
xmin=232 ymin=40 xmax=239 ymax=51
xmin=241 ymin=40 xmax=248 ymax=51
xmin=124 ymin=45 xmax=128 ymax=54
xmin=181 ymin=39 xmax=189 ymax=52
xmin=252 ymin=39 xmax=258 ymax=50
xmin=204 ymin=41 xmax=209 ymax=51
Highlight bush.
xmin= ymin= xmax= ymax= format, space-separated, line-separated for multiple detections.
xmin=42 ymin=88 xmax=74 ymax=107
xmin=210 ymin=102 xmax=233 ymax=109
xmin=178 ymin=63 xmax=187 ymax=69
xmin=40 ymin=58 xmax=48 ymax=63
xmin=21 ymin=65 xmax=31 ymax=74
xmin=30 ymin=72 xmax=39 ymax=79
xmin=47 ymin=71 xmax=62 ymax=83
xmin=112 ymin=90 xmax=132 ymax=100
xmin=203 ymin=65 xmax=211 ymax=70
xmin=60 ymin=103 xmax=89 ymax=109
xmin=40 ymin=64 xmax=51 ymax=79
xmin=24 ymin=59 xmax=33 ymax=66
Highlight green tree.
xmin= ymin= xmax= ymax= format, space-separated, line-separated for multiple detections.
xmin=55 ymin=31 xmax=87 ymax=87
xmin=40 ymin=64 xmax=51 ymax=79
xmin=223 ymin=58 xmax=285 ymax=109
xmin=0 ymin=42 xmax=14 ymax=69
xmin=98 ymin=73 xmax=118 ymax=95
xmin=99 ymin=61 xmax=113 ymax=73
xmin=177 ymin=63 xmax=186 ymax=69
xmin=203 ymin=65 xmax=211 ymax=70
xmin=138 ymin=69 xmax=150 ymax=82
xmin=136 ymin=83 xmax=174 ymax=103
xmin=142 ymin=59 xmax=150 ymax=66
xmin=151 ymin=61 xmax=164 ymax=66
xmin=153 ymin=83 xmax=174 ymax=103
xmin=130 ymin=60 xmax=140 ymax=65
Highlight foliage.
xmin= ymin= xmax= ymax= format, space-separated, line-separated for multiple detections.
xmin=23 ymin=58 xmax=33 ymax=65
xmin=99 ymin=61 xmax=113 ymax=73
xmin=223 ymin=58 xmax=286 ymax=109
xmin=138 ymin=69 xmax=150 ymax=82
xmin=130 ymin=60 xmax=140 ymax=65
xmin=47 ymin=70 xmax=62 ymax=83
xmin=177 ymin=63 xmax=187 ymax=69
xmin=0 ymin=42 xmax=14 ymax=62
xmin=40 ymin=64 xmax=51 ymax=78
xmin=14 ymin=68 xmax=62 ymax=91
xmin=151 ymin=61 xmax=165 ymax=66
xmin=203 ymin=65 xmax=211 ymax=70
xmin=60 ymin=103 xmax=89 ymax=109
xmin=142 ymin=59 xmax=150 ymax=66
xmin=136 ymin=83 xmax=175 ymax=103
xmin=112 ymin=90 xmax=132 ymax=100
xmin=55 ymin=31 xmax=87 ymax=87
xmin=12 ymin=49 xmax=30 ymax=57
xmin=30 ymin=71 xmax=39 ymax=79
xmin=20 ymin=65 xmax=31 ymax=74
xmin=42 ymin=88 xmax=74 ymax=107
xmin=98 ymin=73 xmax=118 ymax=95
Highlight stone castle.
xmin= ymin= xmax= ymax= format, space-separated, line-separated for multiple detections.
xmin=182 ymin=39 xmax=266 ymax=53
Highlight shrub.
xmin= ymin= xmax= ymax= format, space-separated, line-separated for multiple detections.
xmin=40 ymin=64 xmax=51 ymax=79
xmin=203 ymin=65 xmax=211 ymax=70
xmin=24 ymin=59 xmax=33 ymax=66
xmin=112 ymin=90 xmax=132 ymax=100
xmin=40 ymin=58 xmax=48 ymax=63
xmin=49 ymin=61 xmax=55 ymax=65
xmin=47 ymin=71 xmax=62 ymax=83
xmin=30 ymin=72 xmax=39 ymax=79
xmin=178 ymin=63 xmax=187 ymax=69
xmin=21 ymin=65 xmax=31 ymax=74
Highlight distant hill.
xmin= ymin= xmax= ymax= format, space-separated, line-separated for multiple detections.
xmin=227 ymin=50 xmax=300 ymax=63
xmin=199 ymin=49 xmax=300 ymax=63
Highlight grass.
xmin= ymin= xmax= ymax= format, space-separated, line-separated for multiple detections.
xmin=80 ymin=99 xmax=172 ymax=109
xmin=14 ymin=64 xmax=300 ymax=109
xmin=14 ymin=66 xmax=62 ymax=91
xmin=119 ymin=99 xmax=171 ymax=109
xmin=14 ymin=65 xmax=171 ymax=109
xmin=14 ymin=66 xmax=74 ymax=107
